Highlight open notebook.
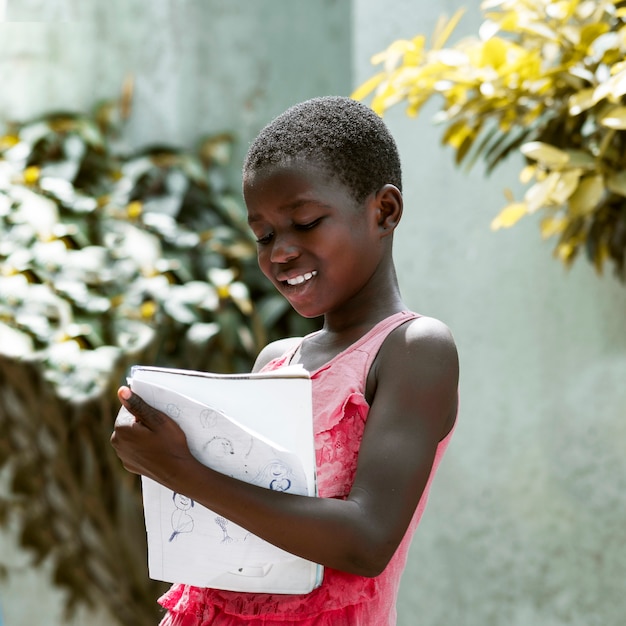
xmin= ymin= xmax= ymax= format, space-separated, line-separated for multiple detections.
xmin=122 ymin=364 xmax=323 ymax=594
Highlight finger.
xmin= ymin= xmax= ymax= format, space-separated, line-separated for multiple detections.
xmin=114 ymin=405 xmax=136 ymax=427
xmin=118 ymin=386 xmax=167 ymax=431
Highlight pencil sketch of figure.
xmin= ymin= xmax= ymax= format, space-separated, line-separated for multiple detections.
xmin=204 ymin=435 xmax=235 ymax=458
xmin=256 ymin=459 xmax=293 ymax=492
xmin=165 ymin=403 xmax=181 ymax=419
xmin=215 ymin=516 xmax=234 ymax=544
xmin=199 ymin=406 xmax=220 ymax=429
xmin=169 ymin=492 xmax=195 ymax=542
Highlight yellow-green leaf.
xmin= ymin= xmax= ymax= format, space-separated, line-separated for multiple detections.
xmin=593 ymin=68 xmax=626 ymax=102
xmin=431 ymin=9 xmax=465 ymax=50
xmin=563 ymin=149 xmax=596 ymax=170
xmin=524 ymin=173 xmax=560 ymax=212
xmin=606 ymin=171 xmax=626 ymax=197
xmin=550 ymin=169 xmax=583 ymax=204
xmin=519 ymin=164 xmax=536 ymax=184
xmin=546 ymin=1 xmax=575 ymax=21
xmin=480 ymin=37 xmax=508 ymax=69
xmin=599 ymin=106 xmax=626 ymax=129
xmin=374 ymin=39 xmax=414 ymax=72
xmin=490 ymin=202 xmax=527 ymax=230
xmin=351 ymin=72 xmax=386 ymax=102
xmin=555 ymin=240 xmax=578 ymax=266
xmin=520 ymin=142 xmax=570 ymax=168
xmin=568 ymin=88 xmax=595 ymax=115
xmin=540 ymin=215 xmax=567 ymax=239
xmin=591 ymin=241 xmax=609 ymax=275
xmin=567 ymin=174 xmax=604 ymax=216
xmin=442 ymin=121 xmax=474 ymax=149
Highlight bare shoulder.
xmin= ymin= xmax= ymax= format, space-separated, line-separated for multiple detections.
xmin=382 ymin=315 xmax=458 ymax=369
xmin=252 ymin=337 xmax=302 ymax=372
xmin=363 ymin=314 xmax=459 ymax=444
xmin=373 ymin=314 xmax=459 ymax=420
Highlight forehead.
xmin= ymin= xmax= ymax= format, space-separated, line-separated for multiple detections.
xmin=243 ymin=162 xmax=353 ymax=214
xmin=244 ymin=160 xmax=329 ymax=188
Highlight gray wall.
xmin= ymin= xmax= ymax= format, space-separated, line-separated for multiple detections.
xmin=354 ymin=2 xmax=626 ymax=625
xmin=2 ymin=1 xmax=626 ymax=625
xmin=0 ymin=0 xmax=351 ymax=186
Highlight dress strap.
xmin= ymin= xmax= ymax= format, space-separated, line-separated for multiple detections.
xmin=353 ymin=310 xmax=420 ymax=371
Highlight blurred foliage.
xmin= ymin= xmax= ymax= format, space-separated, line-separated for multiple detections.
xmin=0 ymin=86 xmax=316 ymax=625
xmin=354 ymin=0 xmax=626 ymax=280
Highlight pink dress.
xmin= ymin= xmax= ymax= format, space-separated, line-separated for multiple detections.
xmin=158 ymin=311 xmax=455 ymax=625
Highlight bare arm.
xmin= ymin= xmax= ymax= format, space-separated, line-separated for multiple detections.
xmin=110 ymin=317 xmax=458 ymax=577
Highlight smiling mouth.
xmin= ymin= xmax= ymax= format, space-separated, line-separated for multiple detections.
xmin=283 ymin=271 xmax=318 ymax=286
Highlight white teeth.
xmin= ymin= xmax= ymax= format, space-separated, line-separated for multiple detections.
xmin=286 ymin=271 xmax=317 ymax=286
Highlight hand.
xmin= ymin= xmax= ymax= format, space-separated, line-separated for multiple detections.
xmin=110 ymin=387 xmax=194 ymax=488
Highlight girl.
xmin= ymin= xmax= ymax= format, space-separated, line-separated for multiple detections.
xmin=111 ymin=96 xmax=459 ymax=625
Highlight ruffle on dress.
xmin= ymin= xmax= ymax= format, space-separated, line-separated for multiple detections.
xmin=159 ymin=568 xmax=379 ymax=622
xmin=313 ymin=390 xmax=368 ymax=498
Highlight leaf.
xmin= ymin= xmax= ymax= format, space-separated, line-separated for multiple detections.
xmin=520 ymin=142 xmax=570 ymax=168
xmin=524 ymin=173 xmax=560 ymax=212
xmin=568 ymin=88 xmax=596 ymax=115
xmin=480 ymin=37 xmax=508 ymax=69
xmin=490 ymin=203 xmax=527 ymax=230
xmin=519 ymin=164 xmax=536 ymax=184
xmin=562 ymin=149 xmax=596 ymax=170
xmin=540 ymin=215 xmax=567 ymax=239
xmin=554 ymin=218 xmax=585 ymax=267
xmin=550 ymin=169 xmax=583 ymax=204
xmin=599 ymin=106 xmax=626 ymax=129
xmin=350 ymin=73 xmax=386 ymax=102
xmin=593 ymin=68 xmax=626 ymax=102
xmin=545 ymin=1 xmax=575 ymax=21
xmin=442 ymin=120 xmax=475 ymax=150
xmin=256 ymin=295 xmax=290 ymax=328
xmin=567 ymin=174 xmax=604 ymax=216
xmin=431 ymin=9 xmax=466 ymax=50
xmin=370 ymin=38 xmax=413 ymax=70
xmin=482 ymin=126 xmax=533 ymax=173
xmin=228 ymin=281 xmax=253 ymax=316
xmin=606 ymin=171 xmax=626 ymax=197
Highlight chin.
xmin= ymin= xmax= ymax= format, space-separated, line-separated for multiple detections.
xmin=286 ymin=302 xmax=324 ymax=320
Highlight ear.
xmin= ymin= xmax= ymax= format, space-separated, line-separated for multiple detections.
xmin=373 ymin=184 xmax=403 ymax=236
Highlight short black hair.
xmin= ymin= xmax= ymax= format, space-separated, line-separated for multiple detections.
xmin=243 ymin=96 xmax=402 ymax=203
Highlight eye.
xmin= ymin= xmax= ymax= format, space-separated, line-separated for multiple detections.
xmin=294 ymin=218 xmax=322 ymax=232
xmin=255 ymin=232 xmax=274 ymax=245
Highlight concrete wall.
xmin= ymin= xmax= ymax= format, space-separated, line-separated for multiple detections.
xmin=2 ymin=1 xmax=626 ymax=625
xmin=0 ymin=0 xmax=351 ymax=186
xmin=353 ymin=2 xmax=626 ymax=625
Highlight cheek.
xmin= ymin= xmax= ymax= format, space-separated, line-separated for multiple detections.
xmin=256 ymin=248 xmax=273 ymax=278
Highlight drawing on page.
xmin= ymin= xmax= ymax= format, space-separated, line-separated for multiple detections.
xmin=165 ymin=403 xmax=182 ymax=419
xmin=254 ymin=459 xmax=295 ymax=492
xmin=203 ymin=435 xmax=235 ymax=458
xmin=199 ymin=406 xmax=220 ymax=428
xmin=215 ymin=516 xmax=235 ymax=544
xmin=169 ymin=492 xmax=195 ymax=542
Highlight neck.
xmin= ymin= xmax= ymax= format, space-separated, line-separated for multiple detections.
xmin=321 ymin=262 xmax=406 ymax=337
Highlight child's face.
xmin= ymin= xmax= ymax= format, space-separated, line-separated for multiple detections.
xmin=244 ymin=164 xmax=384 ymax=319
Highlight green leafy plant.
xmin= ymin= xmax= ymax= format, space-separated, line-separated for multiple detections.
xmin=0 ymin=89 xmax=316 ymax=625
xmin=354 ymin=0 xmax=626 ymax=280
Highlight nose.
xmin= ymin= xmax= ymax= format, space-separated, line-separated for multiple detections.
xmin=269 ymin=232 xmax=300 ymax=263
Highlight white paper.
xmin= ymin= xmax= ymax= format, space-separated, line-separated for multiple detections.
xmin=126 ymin=364 xmax=323 ymax=593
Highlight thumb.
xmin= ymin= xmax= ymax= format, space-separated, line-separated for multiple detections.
xmin=118 ymin=386 xmax=167 ymax=431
